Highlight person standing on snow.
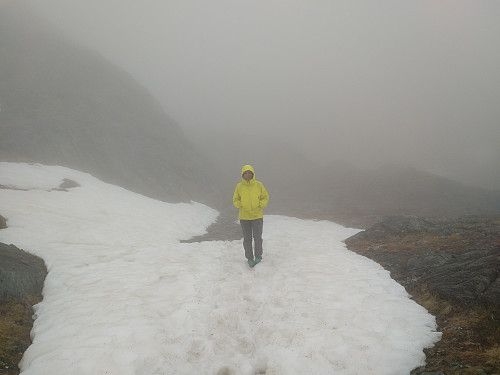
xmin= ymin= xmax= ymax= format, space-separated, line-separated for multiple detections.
xmin=233 ymin=165 xmax=269 ymax=267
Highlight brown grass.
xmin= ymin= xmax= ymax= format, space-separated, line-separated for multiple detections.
xmin=408 ymin=285 xmax=500 ymax=374
xmin=484 ymin=346 xmax=500 ymax=366
xmin=0 ymin=299 xmax=38 ymax=375
xmin=409 ymin=286 xmax=500 ymax=375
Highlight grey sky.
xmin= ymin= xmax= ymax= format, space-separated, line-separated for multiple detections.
xmin=26 ymin=0 xmax=500 ymax=189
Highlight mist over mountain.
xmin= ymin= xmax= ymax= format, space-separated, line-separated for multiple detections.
xmin=1 ymin=3 xmax=499 ymax=224
xmin=25 ymin=0 xmax=500 ymax=192
xmin=188 ymin=128 xmax=500 ymax=224
xmin=0 ymin=3 xmax=216 ymax=203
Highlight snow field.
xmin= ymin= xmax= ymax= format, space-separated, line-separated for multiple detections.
xmin=0 ymin=163 xmax=441 ymax=375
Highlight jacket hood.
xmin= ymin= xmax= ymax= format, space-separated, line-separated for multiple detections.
xmin=241 ymin=164 xmax=255 ymax=182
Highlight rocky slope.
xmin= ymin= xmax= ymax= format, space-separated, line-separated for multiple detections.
xmin=0 ymin=3 xmax=216 ymax=204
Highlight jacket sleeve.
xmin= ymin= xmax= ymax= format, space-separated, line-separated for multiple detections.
xmin=233 ymin=184 xmax=242 ymax=208
xmin=259 ymin=183 xmax=269 ymax=208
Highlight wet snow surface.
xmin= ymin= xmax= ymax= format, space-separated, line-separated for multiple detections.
xmin=0 ymin=163 xmax=440 ymax=375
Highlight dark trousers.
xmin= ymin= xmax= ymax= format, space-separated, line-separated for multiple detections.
xmin=240 ymin=218 xmax=263 ymax=261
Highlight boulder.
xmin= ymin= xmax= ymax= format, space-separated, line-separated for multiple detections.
xmin=0 ymin=242 xmax=47 ymax=305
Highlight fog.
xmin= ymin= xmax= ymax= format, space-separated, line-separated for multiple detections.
xmin=26 ymin=0 xmax=500 ymax=190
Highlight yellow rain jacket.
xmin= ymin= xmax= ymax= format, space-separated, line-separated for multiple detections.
xmin=233 ymin=165 xmax=269 ymax=220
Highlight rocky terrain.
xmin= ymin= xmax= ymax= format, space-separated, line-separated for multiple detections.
xmin=0 ymin=215 xmax=47 ymax=375
xmin=345 ymin=215 xmax=500 ymax=375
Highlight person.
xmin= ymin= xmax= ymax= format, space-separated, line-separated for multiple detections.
xmin=233 ymin=164 xmax=269 ymax=267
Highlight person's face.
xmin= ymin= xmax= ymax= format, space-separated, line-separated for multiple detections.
xmin=243 ymin=170 xmax=253 ymax=181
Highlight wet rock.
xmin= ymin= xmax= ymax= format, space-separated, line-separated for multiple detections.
xmin=345 ymin=215 xmax=500 ymax=307
xmin=0 ymin=242 xmax=47 ymax=305
xmin=418 ymin=249 xmax=500 ymax=305
xmin=348 ymin=215 xmax=437 ymax=241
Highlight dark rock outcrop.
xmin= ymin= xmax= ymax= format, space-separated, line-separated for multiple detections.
xmin=408 ymin=249 xmax=500 ymax=306
xmin=0 ymin=242 xmax=47 ymax=305
xmin=350 ymin=215 xmax=437 ymax=240
xmin=345 ymin=215 xmax=500 ymax=306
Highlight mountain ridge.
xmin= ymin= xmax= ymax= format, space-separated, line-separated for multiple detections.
xmin=0 ymin=3 xmax=217 ymax=204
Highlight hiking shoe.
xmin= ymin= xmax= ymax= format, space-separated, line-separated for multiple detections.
xmin=247 ymin=259 xmax=256 ymax=267
xmin=254 ymin=257 xmax=262 ymax=264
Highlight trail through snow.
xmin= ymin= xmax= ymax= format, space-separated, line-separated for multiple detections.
xmin=0 ymin=163 xmax=440 ymax=375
